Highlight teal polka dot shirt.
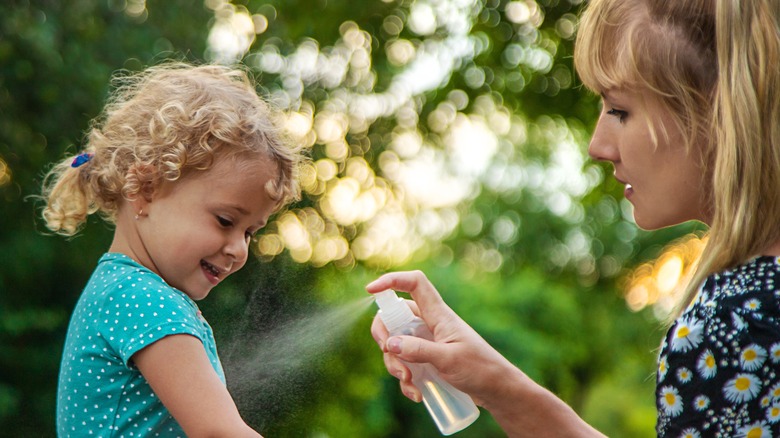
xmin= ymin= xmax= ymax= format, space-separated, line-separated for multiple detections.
xmin=56 ymin=253 xmax=225 ymax=437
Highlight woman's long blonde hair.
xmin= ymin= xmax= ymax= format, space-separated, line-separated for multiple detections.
xmin=41 ymin=62 xmax=303 ymax=236
xmin=574 ymin=0 xmax=780 ymax=315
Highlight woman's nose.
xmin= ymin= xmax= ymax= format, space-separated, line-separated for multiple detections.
xmin=587 ymin=118 xmax=619 ymax=162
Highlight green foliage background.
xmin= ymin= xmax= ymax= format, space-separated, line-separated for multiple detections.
xmin=0 ymin=0 xmax=698 ymax=436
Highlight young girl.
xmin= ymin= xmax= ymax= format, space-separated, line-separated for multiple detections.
xmin=368 ymin=0 xmax=780 ymax=436
xmin=44 ymin=63 xmax=303 ymax=437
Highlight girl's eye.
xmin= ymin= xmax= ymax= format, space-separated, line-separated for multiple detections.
xmin=217 ymin=216 xmax=233 ymax=227
xmin=606 ymin=108 xmax=628 ymax=122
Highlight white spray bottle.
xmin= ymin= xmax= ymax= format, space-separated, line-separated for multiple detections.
xmin=374 ymin=289 xmax=480 ymax=435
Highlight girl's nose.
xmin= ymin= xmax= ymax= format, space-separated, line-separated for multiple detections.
xmin=224 ymin=233 xmax=249 ymax=265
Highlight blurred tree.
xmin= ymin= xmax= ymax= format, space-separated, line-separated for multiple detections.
xmin=0 ymin=0 xmax=699 ymax=436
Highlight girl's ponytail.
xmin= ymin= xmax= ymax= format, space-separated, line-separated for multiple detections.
xmin=679 ymin=0 xmax=780 ymax=313
xmin=41 ymin=152 xmax=98 ymax=236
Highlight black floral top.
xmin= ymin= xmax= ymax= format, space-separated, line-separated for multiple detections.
xmin=657 ymin=256 xmax=780 ymax=437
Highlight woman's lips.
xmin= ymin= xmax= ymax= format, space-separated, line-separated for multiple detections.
xmin=614 ymin=174 xmax=632 ymax=199
xmin=624 ymin=184 xmax=634 ymax=199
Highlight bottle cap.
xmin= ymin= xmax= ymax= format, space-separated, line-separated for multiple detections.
xmin=374 ymin=289 xmax=415 ymax=332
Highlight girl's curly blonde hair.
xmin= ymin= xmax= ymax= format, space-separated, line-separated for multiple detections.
xmin=41 ymin=62 xmax=303 ymax=236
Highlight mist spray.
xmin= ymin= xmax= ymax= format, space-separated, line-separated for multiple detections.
xmin=374 ymin=290 xmax=480 ymax=435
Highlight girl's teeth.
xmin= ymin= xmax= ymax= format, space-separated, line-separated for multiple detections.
xmin=202 ymin=261 xmax=219 ymax=276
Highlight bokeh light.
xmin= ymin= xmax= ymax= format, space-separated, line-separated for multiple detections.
xmin=202 ymin=0 xmax=609 ymax=276
xmin=623 ymin=234 xmax=707 ymax=320
xmin=206 ymin=2 xmax=257 ymax=63
xmin=0 ymin=156 xmax=11 ymax=188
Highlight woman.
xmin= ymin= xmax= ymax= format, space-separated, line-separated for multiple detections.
xmin=368 ymin=0 xmax=780 ymax=436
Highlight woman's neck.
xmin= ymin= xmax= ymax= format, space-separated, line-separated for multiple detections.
xmin=762 ymin=239 xmax=780 ymax=256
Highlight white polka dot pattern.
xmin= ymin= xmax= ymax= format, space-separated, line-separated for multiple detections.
xmin=56 ymin=253 xmax=225 ymax=437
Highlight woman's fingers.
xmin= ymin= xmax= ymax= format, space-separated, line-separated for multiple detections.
xmin=366 ymin=270 xmax=445 ymax=312
xmin=370 ymin=314 xmax=389 ymax=350
xmin=399 ymin=380 xmax=422 ymax=403
xmin=383 ymin=351 xmax=411 ymax=382
xmin=366 ymin=271 xmax=455 ymax=327
xmin=382 ymin=352 xmax=421 ymax=402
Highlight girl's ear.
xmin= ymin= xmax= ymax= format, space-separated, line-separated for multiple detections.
xmin=125 ymin=164 xmax=158 ymax=204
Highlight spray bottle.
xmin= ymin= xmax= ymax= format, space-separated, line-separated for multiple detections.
xmin=374 ymin=289 xmax=480 ymax=435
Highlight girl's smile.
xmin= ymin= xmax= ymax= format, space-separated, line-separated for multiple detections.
xmin=48 ymin=63 xmax=300 ymax=437
xmin=200 ymin=259 xmax=229 ymax=285
xmin=116 ymin=156 xmax=278 ymax=300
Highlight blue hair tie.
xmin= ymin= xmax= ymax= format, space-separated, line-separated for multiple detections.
xmin=71 ymin=152 xmax=93 ymax=168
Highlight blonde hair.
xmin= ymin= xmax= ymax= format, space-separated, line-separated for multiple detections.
xmin=575 ymin=0 xmax=716 ymax=154
xmin=41 ymin=62 xmax=303 ymax=236
xmin=575 ymin=0 xmax=780 ymax=315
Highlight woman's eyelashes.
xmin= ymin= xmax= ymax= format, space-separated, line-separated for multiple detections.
xmin=606 ymin=108 xmax=628 ymax=123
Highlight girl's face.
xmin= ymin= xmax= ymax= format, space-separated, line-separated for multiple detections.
xmin=588 ymin=89 xmax=709 ymax=230
xmin=134 ymin=156 xmax=278 ymax=300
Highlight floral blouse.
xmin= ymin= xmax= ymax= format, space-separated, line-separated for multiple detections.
xmin=657 ymin=256 xmax=780 ymax=437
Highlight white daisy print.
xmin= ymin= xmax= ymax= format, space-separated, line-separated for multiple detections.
xmin=724 ymin=373 xmax=762 ymax=403
xmin=671 ymin=316 xmax=704 ymax=352
xmin=693 ymin=395 xmax=709 ymax=411
xmin=658 ymin=355 xmax=669 ymax=381
xmin=677 ymin=367 xmax=692 ymax=384
xmin=736 ymin=420 xmax=771 ymax=438
xmin=659 ymin=385 xmax=684 ymax=417
xmin=770 ymin=343 xmax=780 ymax=363
xmin=697 ymin=349 xmax=717 ymax=379
xmin=762 ymin=396 xmax=772 ymax=407
xmin=679 ymin=428 xmax=700 ymax=438
xmin=769 ymin=381 xmax=780 ymax=399
xmin=767 ymin=403 xmax=780 ymax=423
xmin=740 ymin=344 xmax=768 ymax=371
xmin=732 ymin=311 xmax=747 ymax=331
xmin=744 ymin=298 xmax=761 ymax=311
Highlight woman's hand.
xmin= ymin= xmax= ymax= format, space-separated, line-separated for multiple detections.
xmin=367 ymin=270 xmax=518 ymax=407
xmin=367 ymin=270 xmax=607 ymax=438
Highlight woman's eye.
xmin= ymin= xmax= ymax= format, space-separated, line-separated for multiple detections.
xmin=217 ymin=216 xmax=233 ymax=227
xmin=606 ymin=108 xmax=628 ymax=122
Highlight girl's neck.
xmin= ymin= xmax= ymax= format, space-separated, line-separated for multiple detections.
xmin=108 ymin=207 xmax=159 ymax=277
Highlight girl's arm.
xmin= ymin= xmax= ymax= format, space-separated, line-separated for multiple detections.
xmin=133 ymin=334 xmax=262 ymax=438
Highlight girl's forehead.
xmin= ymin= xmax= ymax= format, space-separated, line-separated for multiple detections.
xmin=208 ymin=152 xmax=278 ymax=177
xmin=162 ymin=154 xmax=271 ymax=191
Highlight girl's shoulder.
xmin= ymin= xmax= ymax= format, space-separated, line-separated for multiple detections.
xmin=84 ymin=252 xmax=195 ymax=308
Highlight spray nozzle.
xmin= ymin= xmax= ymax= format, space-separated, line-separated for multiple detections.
xmin=374 ymin=289 xmax=416 ymax=333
